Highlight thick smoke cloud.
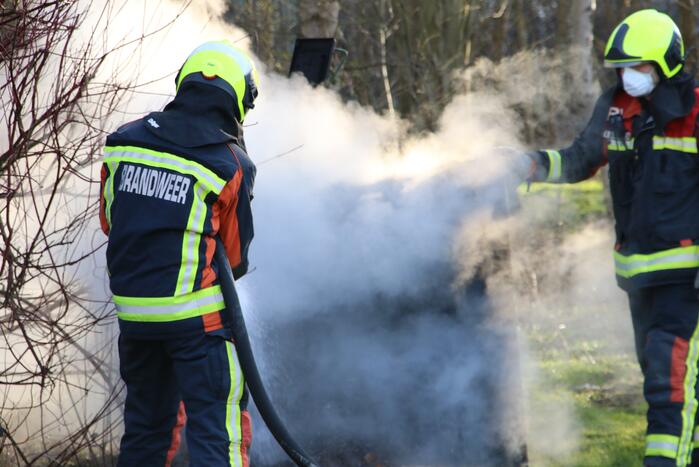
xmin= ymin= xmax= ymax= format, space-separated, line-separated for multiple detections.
xmin=237 ymin=57 xmax=532 ymax=467
xmin=17 ymin=0 xmax=635 ymax=465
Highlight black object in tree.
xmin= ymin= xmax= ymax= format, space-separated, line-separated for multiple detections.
xmin=289 ymin=38 xmax=337 ymax=86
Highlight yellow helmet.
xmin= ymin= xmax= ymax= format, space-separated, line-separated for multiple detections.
xmin=604 ymin=9 xmax=684 ymax=79
xmin=176 ymin=40 xmax=260 ymax=122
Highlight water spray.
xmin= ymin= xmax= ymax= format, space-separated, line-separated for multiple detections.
xmin=214 ymin=237 xmax=319 ymax=467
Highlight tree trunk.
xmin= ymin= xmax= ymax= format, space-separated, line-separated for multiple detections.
xmin=463 ymin=0 xmax=476 ymax=66
xmin=513 ymin=0 xmax=528 ymax=52
xmin=555 ymin=0 xmax=570 ymax=49
xmin=568 ymin=0 xmax=593 ymax=48
xmin=298 ymin=0 xmax=340 ymax=38
xmin=378 ymin=0 xmax=396 ymax=117
xmin=569 ymin=0 xmax=594 ymax=94
xmin=678 ymin=0 xmax=698 ymax=71
xmin=490 ymin=0 xmax=508 ymax=61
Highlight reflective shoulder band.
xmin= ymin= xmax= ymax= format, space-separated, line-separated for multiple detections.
xmin=104 ymin=145 xmax=226 ymax=194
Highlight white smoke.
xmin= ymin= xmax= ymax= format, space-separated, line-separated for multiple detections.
xmin=241 ymin=71 xmax=532 ymax=464
xmin=0 ymin=0 xmax=252 ymax=454
xmin=3 ymin=0 xmax=641 ymax=465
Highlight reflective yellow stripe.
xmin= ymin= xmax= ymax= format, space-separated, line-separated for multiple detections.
xmin=107 ymin=145 xmax=217 ymax=296
xmin=545 ymin=150 xmax=561 ymax=181
xmin=678 ymin=321 xmax=699 ymax=464
xmin=607 ymin=137 xmax=634 ymax=151
xmin=226 ymin=340 xmax=245 ymax=467
xmin=614 ymin=246 xmax=699 ymax=278
xmin=104 ymin=145 xmax=225 ymax=194
xmin=175 ymin=182 xmax=210 ymax=294
xmin=646 ymin=434 xmax=679 ymax=459
xmin=653 ymin=136 xmax=698 ymax=154
xmin=114 ymin=285 xmax=224 ymax=322
xmin=104 ymin=161 xmax=119 ymax=229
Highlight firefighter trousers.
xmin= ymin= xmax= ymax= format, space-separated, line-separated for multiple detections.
xmin=629 ymin=283 xmax=699 ymax=467
xmin=116 ymin=331 xmax=252 ymax=467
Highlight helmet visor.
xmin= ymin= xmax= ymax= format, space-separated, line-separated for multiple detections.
xmin=604 ymin=60 xmax=645 ymax=69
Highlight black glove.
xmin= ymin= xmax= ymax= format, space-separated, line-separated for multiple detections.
xmin=500 ymin=148 xmax=549 ymax=185
xmin=523 ymin=150 xmax=549 ymax=183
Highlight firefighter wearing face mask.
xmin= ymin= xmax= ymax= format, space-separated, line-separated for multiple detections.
xmin=524 ymin=9 xmax=699 ymax=467
xmin=99 ymin=40 xmax=258 ymax=466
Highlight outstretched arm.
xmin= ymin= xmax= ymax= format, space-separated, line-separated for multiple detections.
xmin=530 ymin=87 xmax=616 ymax=184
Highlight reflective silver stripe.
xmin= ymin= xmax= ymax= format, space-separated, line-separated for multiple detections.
xmin=178 ymin=182 xmax=209 ymax=294
xmin=189 ymin=42 xmax=253 ymax=74
xmin=647 ymin=440 xmax=678 ymax=452
xmin=653 ymin=136 xmax=698 ymax=154
xmin=115 ymin=290 xmax=224 ymax=316
xmin=104 ymin=147 xmax=224 ymax=194
xmin=646 ymin=434 xmax=680 ymax=459
xmin=615 ymin=251 xmax=699 ymax=275
xmin=226 ymin=340 xmax=245 ymax=467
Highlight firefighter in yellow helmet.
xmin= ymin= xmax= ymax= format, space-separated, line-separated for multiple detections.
xmin=99 ymin=41 xmax=258 ymax=466
xmin=524 ymin=9 xmax=699 ymax=467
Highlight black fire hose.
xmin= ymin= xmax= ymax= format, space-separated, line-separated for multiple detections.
xmin=214 ymin=238 xmax=319 ymax=467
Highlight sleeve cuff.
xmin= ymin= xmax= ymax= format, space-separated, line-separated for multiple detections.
xmin=544 ymin=150 xmax=562 ymax=182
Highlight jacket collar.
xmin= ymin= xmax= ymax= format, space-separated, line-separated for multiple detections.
xmin=143 ymin=82 xmax=246 ymax=149
xmin=646 ymin=72 xmax=697 ymax=129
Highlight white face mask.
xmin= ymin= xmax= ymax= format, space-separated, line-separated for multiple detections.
xmin=622 ymin=67 xmax=657 ymax=97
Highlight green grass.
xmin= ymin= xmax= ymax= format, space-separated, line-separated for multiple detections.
xmin=515 ymin=172 xmax=647 ymax=465
xmin=569 ymin=402 xmax=646 ymax=467
xmin=529 ymin=348 xmax=647 ymax=466
xmin=518 ymin=177 xmax=610 ymax=229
